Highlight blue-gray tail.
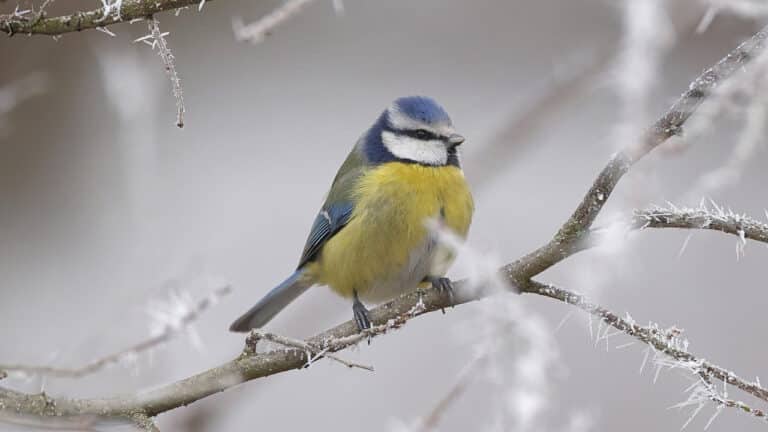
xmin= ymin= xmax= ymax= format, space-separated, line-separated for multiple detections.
xmin=229 ymin=270 xmax=312 ymax=332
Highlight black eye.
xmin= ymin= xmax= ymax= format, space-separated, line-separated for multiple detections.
xmin=414 ymin=129 xmax=432 ymax=139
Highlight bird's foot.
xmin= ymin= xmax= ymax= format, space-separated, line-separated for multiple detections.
xmin=428 ymin=276 xmax=455 ymax=313
xmin=352 ymin=296 xmax=372 ymax=332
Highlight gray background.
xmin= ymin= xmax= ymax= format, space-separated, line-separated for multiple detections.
xmin=1 ymin=0 xmax=767 ymax=431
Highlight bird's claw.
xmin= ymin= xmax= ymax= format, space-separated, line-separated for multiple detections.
xmin=352 ymin=296 xmax=372 ymax=332
xmin=428 ymin=276 xmax=455 ymax=313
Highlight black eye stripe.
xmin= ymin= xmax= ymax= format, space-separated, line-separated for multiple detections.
xmin=382 ymin=123 xmax=446 ymax=141
xmin=401 ymin=128 xmax=441 ymax=141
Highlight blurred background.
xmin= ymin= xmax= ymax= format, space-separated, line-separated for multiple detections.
xmin=2 ymin=0 xmax=768 ymax=430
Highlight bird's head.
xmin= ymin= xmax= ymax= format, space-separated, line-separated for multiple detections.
xmin=364 ymin=96 xmax=465 ymax=167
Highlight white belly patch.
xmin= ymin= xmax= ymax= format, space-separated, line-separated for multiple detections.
xmin=360 ymin=230 xmax=454 ymax=303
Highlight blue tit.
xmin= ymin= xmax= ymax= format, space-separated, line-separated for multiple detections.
xmin=230 ymin=96 xmax=474 ymax=332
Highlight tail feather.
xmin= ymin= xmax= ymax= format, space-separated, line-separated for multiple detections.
xmin=229 ymin=270 xmax=312 ymax=332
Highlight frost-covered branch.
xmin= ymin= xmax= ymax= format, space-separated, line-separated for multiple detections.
xmin=0 ymin=0 xmax=213 ymax=36
xmin=0 ymin=285 xmax=231 ymax=379
xmin=2 ymin=277 xmax=765 ymax=425
xmin=523 ymin=281 xmax=768 ymax=405
xmin=146 ymin=16 xmax=185 ymax=128
xmin=232 ymin=0 xmax=317 ymax=44
xmin=504 ymin=22 xmax=768 ymax=287
xmin=673 ymin=367 xmax=766 ymax=428
xmin=632 ymin=203 xmax=768 ymax=245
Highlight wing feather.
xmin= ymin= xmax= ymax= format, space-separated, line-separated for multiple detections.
xmin=297 ymin=203 xmax=353 ymax=267
xmin=296 ymin=143 xmax=367 ymax=268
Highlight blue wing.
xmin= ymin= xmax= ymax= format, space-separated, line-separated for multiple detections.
xmin=297 ymin=202 xmax=354 ymax=268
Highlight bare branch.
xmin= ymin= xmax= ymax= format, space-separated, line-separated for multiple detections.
xmin=233 ymin=0 xmax=317 ymax=44
xmin=0 ymin=0 xmax=212 ymax=36
xmin=0 ymin=285 xmax=231 ymax=379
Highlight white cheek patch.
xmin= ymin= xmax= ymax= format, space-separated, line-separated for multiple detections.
xmin=381 ymin=131 xmax=447 ymax=165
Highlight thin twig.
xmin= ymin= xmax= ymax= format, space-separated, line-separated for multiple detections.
xmin=523 ymin=280 xmax=768 ymax=404
xmin=252 ymin=331 xmax=374 ymax=372
xmin=418 ymin=353 xmax=488 ymax=431
xmin=631 ymin=203 xmax=768 ymax=244
xmin=147 ymin=16 xmax=185 ymax=128
xmin=1 ymin=0 xmax=211 ymax=36
xmin=233 ymin=0 xmax=317 ymax=44
xmin=0 ymin=285 xmax=231 ymax=379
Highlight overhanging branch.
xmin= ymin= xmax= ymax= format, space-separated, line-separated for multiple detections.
xmin=0 ymin=0 xmax=215 ymax=36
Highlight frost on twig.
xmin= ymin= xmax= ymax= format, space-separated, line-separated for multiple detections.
xmin=99 ymin=0 xmax=124 ymax=21
xmin=232 ymin=0 xmax=317 ymax=44
xmin=1 ymin=0 xmax=208 ymax=36
xmin=526 ymin=281 xmax=768 ymax=423
xmin=146 ymin=16 xmax=185 ymax=128
xmin=632 ymin=201 xmax=768 ymax=245
xmin=248 ymin=330 xmax=374 ymax=372
xmin=132 ymin=413 xmax=160 ymax=432
xmin=0 ymin=285 xmax=231 ymax=379
xmin=671 ymin=371 xmax=767 ymax=429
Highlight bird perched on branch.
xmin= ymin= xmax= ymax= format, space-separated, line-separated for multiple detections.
xmin=230 ymin=96 xmax=474 ymax=333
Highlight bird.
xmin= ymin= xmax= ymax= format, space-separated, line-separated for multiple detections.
xmin=230 ymin=96 xmax=474 ymax=333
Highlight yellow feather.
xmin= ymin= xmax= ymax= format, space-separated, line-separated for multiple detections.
xmin=306 ymin=162 xmax=473 ymax=300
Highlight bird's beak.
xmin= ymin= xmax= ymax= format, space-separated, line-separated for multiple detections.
xmin=447 ymin=133 xmax=465 ymax=147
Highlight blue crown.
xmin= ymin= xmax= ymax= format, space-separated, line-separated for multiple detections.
xmin=392 ymin=96 xmax=452 ymax=126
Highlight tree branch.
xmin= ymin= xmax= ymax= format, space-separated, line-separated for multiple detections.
xmin=0 ymin=0 xmax=214 ymax=36
xmin=503 ymin=23 xmax=768 ymax=286
xmin=632 ymin=203 xmax=768 ymax=245
xmin=249 ymin=330 xmax=374 ymax=371
xmin=522 ymin=281 xmax=768 ymax=405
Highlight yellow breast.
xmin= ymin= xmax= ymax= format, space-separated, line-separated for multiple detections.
xmin=307 ymin=162 xmax=474 ymax=300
